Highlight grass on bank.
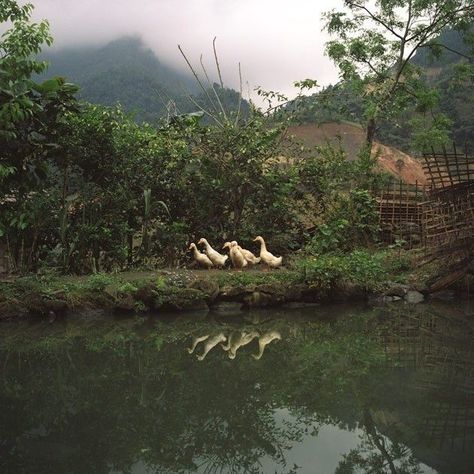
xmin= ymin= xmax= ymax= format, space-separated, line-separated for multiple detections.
xmin=0 ymin=247 xmax=431 ymax=319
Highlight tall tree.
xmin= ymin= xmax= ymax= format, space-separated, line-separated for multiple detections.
xmin=0 ymin=1 xmax=52 ymax=140
xmin=324 ymin=0 xmax=474 ymax=149
xmin=0 ymin=0 xmax=78 ymax=269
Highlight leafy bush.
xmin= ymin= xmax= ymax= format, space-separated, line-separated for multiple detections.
xmin=382 ymin=247 xmax=418 ymax=282
xmin=305 ymin=188 xmax=380 ymax=255
xmin=85 ymin=273 xmax=115 ymax=291
xmin=299 ymin=254 xmax=348 ymax=289
xmin=347 ymin=250 xmax=387 ymax=290
xmin=117 ymin=282 xmax=138 ymax=294
xmin=306 ymin=219 xmax=350 ymax=254
xmin=299 ymin=250 xmax=386 ymax=291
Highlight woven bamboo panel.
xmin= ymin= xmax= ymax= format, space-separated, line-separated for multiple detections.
xmin=421 ymin=147 xmax=474 ymax=256
xmin=376 ymin=180 xmax=427 ymax=247
xmin=422 ymin=146 xmax=474 ymax=190
xmin=376 ymin=148 xmax=473 ymax=255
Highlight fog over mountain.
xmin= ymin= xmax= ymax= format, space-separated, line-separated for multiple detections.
xmin=40 ymin=36 xmax=251 ymax=123
xmin=31 ymin=0 xmax=341 ymax=101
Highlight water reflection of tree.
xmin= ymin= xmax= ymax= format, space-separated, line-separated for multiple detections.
xmin=0 ymin=320 xmax=316 ymax=473
xmin=0 ymin=306 xmax=473 ymax=473
xmin=335 ymin=409 xmax=423 ymax=474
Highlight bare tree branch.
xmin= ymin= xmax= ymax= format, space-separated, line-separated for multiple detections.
xmin=177 ymin=82 xmax=225 ymax=128
xmin=177 ymin=44 xmax=221 ymax=122
xmin=421 ymin=42 xmax=473 ymax=61
xmin=234 ymin=62 xmax=243 ymax=127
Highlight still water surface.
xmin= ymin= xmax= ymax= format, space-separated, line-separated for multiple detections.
xmin=1 ymin=302 xmax=473 ymax=474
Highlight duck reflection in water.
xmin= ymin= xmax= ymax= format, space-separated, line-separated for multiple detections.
xmin=222 ymin=330 xmax=259 ymax=359
xmin=187 ymin=329 xmax=282 ymax=360
xmin=187 ymin=333 xmax=227 ymax=361
xmin=187 ymin=334 xmax=210 ymax=354
xmin=252 ymin=330 xmax=281 ymax=360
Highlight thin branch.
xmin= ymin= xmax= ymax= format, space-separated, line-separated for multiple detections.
xmin=362 ymin=58 xmax=389 ymax=79
xmin=177 ymin=83 xmax=225 ymax=128
xmin=348 ymin=1 xmax=404 ymax=40
xmin=234 ymin=62 xmax=243 ymax=127
xmin=199 ymin=53 xmax=228 ymax=120
xmin=213 ymin=36 xmax=225 ymax=89
xmin=399 ymin=0 xmax=413 ymax=66
xmin=152 ymin=87 xmax=184 ymax=120
xmin=421 ymin=42 xmax=473 ymax=61
xmin=177 ymin=44 xmax=220 ymax=121
xmin=406 ymin=5 xmax=474 ymax=43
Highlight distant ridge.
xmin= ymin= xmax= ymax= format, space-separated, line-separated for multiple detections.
xmin=289 ymin=25 xmax=474 ymax=153
xmin=41 ymin=36 xmax=199 ymax=122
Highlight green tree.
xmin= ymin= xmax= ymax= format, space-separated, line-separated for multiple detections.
xmin=0 ymin=1 xmax=52 ymax=141
xmin=0 ymin=0 xmax=79 ymax=271
xmin=324 ymin=0 xmax=474 ymax=149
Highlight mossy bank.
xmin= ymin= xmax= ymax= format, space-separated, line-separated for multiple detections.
xmin=0 ymin=268 xmax=365 ymax=321
xmin=1 ymin=248 xmax=470 ymax=321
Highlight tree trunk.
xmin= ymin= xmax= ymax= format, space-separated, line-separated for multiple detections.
xmin=363 ymin=408 xmax=397 ymax=474
xmin=366 ymin=117 xmax=376 ymax=149
xmin=127 ymin=214 xmax=134 ymax=266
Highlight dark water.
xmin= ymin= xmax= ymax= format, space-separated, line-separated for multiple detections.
xmin=1 ymin=302 xmax=474 ymax=474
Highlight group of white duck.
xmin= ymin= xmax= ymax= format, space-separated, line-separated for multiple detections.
xmin=187 ymin=329 xmax=282 ymax=361
xmin=188 ymin=236 xmax=283 ymax=270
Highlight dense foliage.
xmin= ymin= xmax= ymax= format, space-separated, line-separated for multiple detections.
xmin=39 ymin=37 xmax=197 ymax=123
xmin=293 ymin=29 xmax=474 ymax=153
xmin=0 ymin=0 xmax=391 ymax=275
xmin=320 ymin=1 xmax=474 ymax=151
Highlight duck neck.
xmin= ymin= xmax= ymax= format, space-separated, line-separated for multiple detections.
xmin=192 ymin=246 xmax=200 ymax=258
xmin=254 ymin=341 xmax=266 ymax=360
xmin=259 ymin=239 xmax=267 ymax=252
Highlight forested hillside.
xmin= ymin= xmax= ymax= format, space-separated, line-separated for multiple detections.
xmin=294 ymin=26 xmax=474 ymax=153
xmin=41 ymin=36 xmax=248 ymax=122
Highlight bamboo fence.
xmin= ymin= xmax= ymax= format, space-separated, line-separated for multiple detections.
xmin=376 ymin=146 xmax=474 ymax=256
xmin=376 ymin=180 xmax=427 ymax=247
xmin=421 ymin=147 xmax=474 ymax=256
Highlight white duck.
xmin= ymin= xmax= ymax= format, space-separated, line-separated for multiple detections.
xmin=198 ymin=238 xmax=228 ymax=268
xmin=252 ymin=330 xmax=282 ymax=360
xmin=189 ymin=243 xmax=213 ymax=269
xmin=253 ymin=236 xmax=283 ymax=269
xmin=223 ymin=241 xmax=247 ymax=270
xmin=232 ymin=241 xmax=260 ymax=265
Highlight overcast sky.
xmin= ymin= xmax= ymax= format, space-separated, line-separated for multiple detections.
xmin=31 ymin=0 xmax=342 ymax=101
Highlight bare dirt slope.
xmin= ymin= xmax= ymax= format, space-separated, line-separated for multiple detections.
xmin=287 ymin=122 xmax=427 ymax=185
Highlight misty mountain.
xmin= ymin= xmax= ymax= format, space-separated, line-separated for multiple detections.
xmin=41 ymin=36 xmax=247 ymax=123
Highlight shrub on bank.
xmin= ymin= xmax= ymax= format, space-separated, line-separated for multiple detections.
xmin=298 ymin=250 xmax=387 ymax=292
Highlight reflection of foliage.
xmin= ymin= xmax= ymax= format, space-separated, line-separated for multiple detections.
xmin=336 ymin=410 xmax=423 ymax=474
xmin=1 ymin=305 xmax=473 ymax=473
xmin=0 ymin=318 xmax=306 ymax=473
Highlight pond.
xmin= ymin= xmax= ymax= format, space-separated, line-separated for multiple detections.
xmin=0 ymin=301 xmax=473 ymax=474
